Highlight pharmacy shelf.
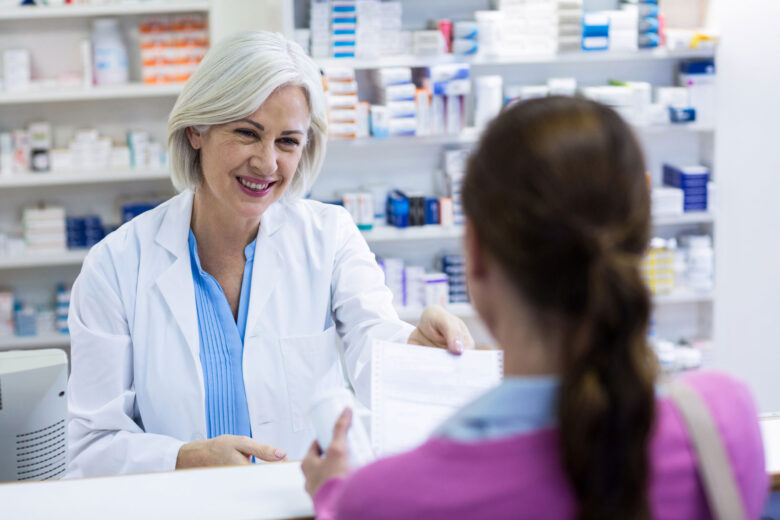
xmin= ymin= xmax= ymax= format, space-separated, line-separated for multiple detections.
xmin=314 ymin=47 xmax=716 ymax=70
xmin=328 ymin=124 xmax=712 ymax=149
xmin=0 ymin=83 xmax=183 ymax=105
xmin=0 ymin=168 xmax=170 ymax=188
xmin=0 ymin=250 xmax=88 ymax=270
xmin=653 ymin=212 xmax=715 ymax=226
xmin=0 ymin=333 xmax=70 ymax=351
xmin=398 ymin=289 xmax=714 ymax=322
xmin=654 ymin=288 xmax=714 ymax=305
xmin=0 ymin=2 xmax=210 ymax=21
xmin=361 ymin=225 xmax=463 ymax=243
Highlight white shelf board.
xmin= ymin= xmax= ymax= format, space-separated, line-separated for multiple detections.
xmin=0 ymin=2 xmax=210 ymax=20
xmin=0 ymin=249 xmax=88 ymax=270
xmin=654 ymin=288 xmax=714 ymax=305
xmin=396 ymin=303 xmax=475 ymax=321
xmin=315 ymin=48 xmax=715 ymax=70
xmin=0 ymin=169 xmax=170 ymax=188
xmin=328 ymin=124 xmax=712 ymax=149
xmin=361 ymin=225 xmax=464 ymax=242
xmin=0 ymin=83 xmax=183 ymax=105
xmin=0 ymin=333 xmax=70 ymax=350
xmin=653 ymin=212 xmax=715 ymax=226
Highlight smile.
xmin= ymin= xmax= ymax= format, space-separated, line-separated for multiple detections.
xmin=238 ymin=177 xmax=272 ymax=191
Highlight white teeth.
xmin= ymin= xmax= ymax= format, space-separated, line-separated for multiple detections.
xmin=239 ymin=178 xmax=270 ymax=191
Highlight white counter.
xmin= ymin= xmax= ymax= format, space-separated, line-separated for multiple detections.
xmin=0 ymin=461 xmax=313 ymax=520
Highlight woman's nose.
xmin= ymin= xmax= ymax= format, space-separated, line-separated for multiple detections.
xmin=249 ymin=144 xmax=278 ymax=175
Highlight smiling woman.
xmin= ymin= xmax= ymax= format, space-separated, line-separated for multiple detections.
xmin=64 ymin=30 xmax=475 ymax=479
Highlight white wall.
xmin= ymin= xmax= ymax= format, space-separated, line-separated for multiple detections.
xmin=712 ymin=0 xmax=780 ymax=413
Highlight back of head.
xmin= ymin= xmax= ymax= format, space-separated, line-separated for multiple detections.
xmin=462 ymin=96 xmax=656 ymax=520
xmin=167 ymin=30 xmax=327 ymax=198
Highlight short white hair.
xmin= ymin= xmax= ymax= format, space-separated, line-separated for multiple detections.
xmin=167 ymin=30 xmax=327 ymax=198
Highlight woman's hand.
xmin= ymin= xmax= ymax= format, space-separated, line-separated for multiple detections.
xmin=408 ymin=304 xmax=476 ymax=355
xmin=175 ymin=435 xmax=287 ymax=469
xmin=301 ymin=408 xmax=353 ymax=497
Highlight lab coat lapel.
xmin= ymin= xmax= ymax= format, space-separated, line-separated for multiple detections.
xmin=245 ymin=202 xmax=286 ymax=337
xmin=154 ymin=191 xmax=200 ymax=365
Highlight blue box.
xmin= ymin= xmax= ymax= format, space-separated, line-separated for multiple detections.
xmin=386 ymin=190 xmax=409 ymax=228
xmin=424 ymin=198 xmax=440 ymax=225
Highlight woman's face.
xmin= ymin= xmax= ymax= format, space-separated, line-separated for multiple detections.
xmin=187 ymin=85 xmax=310 ymax=220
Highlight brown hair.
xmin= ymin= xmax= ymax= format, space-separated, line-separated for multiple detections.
xmin=462 ymin=96 xmax=657 ymax=520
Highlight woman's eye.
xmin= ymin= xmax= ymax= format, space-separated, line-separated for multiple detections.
xmin=236 ymin=128 xmax=258 ymax=139
xmin=278 ymin=138 xmax=300 ymax=147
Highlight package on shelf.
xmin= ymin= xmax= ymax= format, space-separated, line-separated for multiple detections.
xmin=379 ymin=2 xmax=403 ymax=56
xmin=679 ymin=234 xmax=714 ymax=291
xmin=56 ymin=283 xmax=70 ymax=334
xmin=14 ymin=302 xmax=37 ymax=337
xmin=139 ymin=15 xmax=208 ymax=85
xmin=442 ymin=149 xmax=468 ymax=226
xmin=355 ymin=0 xmax=382 ymax=59
xmin=642 ymin=237 xmax=675 ymax=294
xmin=440 ymin=254 xmax=469 ymax=304
xmin=663 ymin=163 xmax=709 ymax=212
xmin=342 ymin=192 xmax=374 ymax=230
xmin=22 ymin=206 xmax=66 ymax=252
xmin=679 ymin=60 xmax=715 ymax=128
xmin=331 ymin=1 xmax=357 ymax=58
xmin=651 ymin=187 xmax=684 ymax=217
xmin=0 ymin=132 xmax=12 ymax=176
xmin=310 ymin=0 xmax=331 ymax=58
xmin=404 ymin=265 xmax=425 ymax=308
xmin=607 ymin=8 xmax=639 ymax=52
xmin=474 ymin=75 xmax=503 ymax=129
xmin=324 ymin=67 xmax=360 ymax=139
xmin=452 ymin=20 xmax=479 ymax=56
xmin=120 ymin=197 xmax=164 ymax=223
xmin=505 ymin=84 xmax=550 ymax=106
xmin=423 ymin=272 xmax=449 ymax=307
xmin=558 ymin=0 xmax=584 ymax=52
xmin=36 ymin=308 xmax=56 ymax=336
xmin=494 ymin=0 xmax=560 ymax=56
xmin=652 ymin=338 xmax=704 ymax=373
xmin=2 ymin=49 xmax=31 ymax=92
xmin=379 ymin=257 xmax=405 ymax=307
xmin=363 ymin=183 xmax=391 ymax=225
xmin=0 ymin=291 xmax=13 ymax=337
xmin=414 ymin=64 xmax=470 ymax=136
xmin=621 ymin=0 xmax=661 ymax=49
xmin=28 ymin=122 xmax=52 ymax=172
xmin=67 ymin=214 xmax=104 ymax=249
xmin=582 ymin=12 xmax=609 ymax=51
xmin=10 ymin=129 xmax=30 ymax=173
xmin=127 ymin=130 xmax=166 ymax=169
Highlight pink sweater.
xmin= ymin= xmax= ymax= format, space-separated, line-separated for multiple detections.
xmin=314 ymin=372 xmax=767 ymax=519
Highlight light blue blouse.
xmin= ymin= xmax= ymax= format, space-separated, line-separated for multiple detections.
xmin=435 ymin=376 xmax=560 ymax=441
xmin=188 ymin=230 xmax=255 ymax=438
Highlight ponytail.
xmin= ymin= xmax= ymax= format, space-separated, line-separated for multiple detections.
xmin=558 ymin=248 xmax=656 ymax=520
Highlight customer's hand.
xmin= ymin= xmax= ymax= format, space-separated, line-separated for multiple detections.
xmin=301 ymin=408 xmax=353 ymax=497
xmin=175 ymin=435 xmax=287 ymax=469
xmin=408 ymin=304 xmax=475 ymax=355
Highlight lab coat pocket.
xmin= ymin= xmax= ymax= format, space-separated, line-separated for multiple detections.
xmin=280 ymin=326 xmax=346 ymax=432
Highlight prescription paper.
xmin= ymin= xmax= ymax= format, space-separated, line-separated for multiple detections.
xmin=370 ymin=340 xmax=503 ymax=456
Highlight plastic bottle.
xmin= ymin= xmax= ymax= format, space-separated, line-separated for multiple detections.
xmin=92 ymin=18 xmax=129 ymax=86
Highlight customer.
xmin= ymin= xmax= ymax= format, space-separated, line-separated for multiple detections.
xmin=302 ymin=97 xmax=767 ymax=519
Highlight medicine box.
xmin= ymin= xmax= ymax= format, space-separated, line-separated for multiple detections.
xmin=662 ymin=164 xmax=709 ymax=211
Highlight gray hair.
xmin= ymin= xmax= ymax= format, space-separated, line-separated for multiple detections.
xmin=167 ymin=30 xmax=327 ymax=198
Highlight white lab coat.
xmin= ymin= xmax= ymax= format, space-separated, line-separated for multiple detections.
xmin=66 ymin=190 xmax=414 ymax=478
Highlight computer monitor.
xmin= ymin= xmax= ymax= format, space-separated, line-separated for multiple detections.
xmin=0 ymin=349 xmax=68 ymax=482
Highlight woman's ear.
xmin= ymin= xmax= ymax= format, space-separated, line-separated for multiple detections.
xmin=186 ymin=127 xmax=202 ymax=150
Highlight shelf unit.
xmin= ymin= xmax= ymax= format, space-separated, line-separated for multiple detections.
xmin=0 ymin=211 xmax=717 ymax=272
xmin=0 ymin=2 xmax=210 ymax=20
xmin=0 ymin=286 xmax=715 ymax=351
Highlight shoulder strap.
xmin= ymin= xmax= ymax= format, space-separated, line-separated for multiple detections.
xmin=666 ymin=379 xmax=748 ymax=520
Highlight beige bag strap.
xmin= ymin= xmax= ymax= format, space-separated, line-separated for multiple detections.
xmin=666 ymin=380 xmax=748 ymax=520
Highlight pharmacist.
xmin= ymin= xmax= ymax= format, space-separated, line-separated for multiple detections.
xmin=65 ymin=31 xmax=473 ymax=478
